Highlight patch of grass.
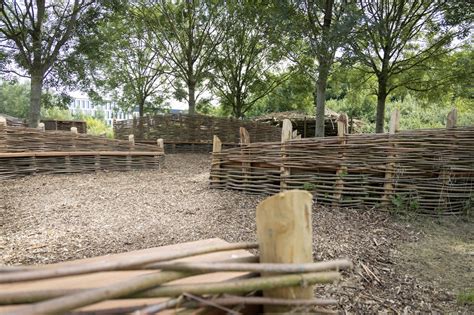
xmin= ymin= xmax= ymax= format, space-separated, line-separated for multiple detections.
xmin=457 ymin=289 xmax=474 ymax=305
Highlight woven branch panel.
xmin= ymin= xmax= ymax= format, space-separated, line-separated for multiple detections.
xmin=210 ymin=127 xmax=474 ymax=215
xmin=114 ymin=114 xmax=281 ymax=144
xmin=0 ymin=125 xmax=164 ymax=180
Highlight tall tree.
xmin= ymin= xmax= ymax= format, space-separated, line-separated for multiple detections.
xmin=348 ymin=0 xmax=469 ymax=133
xmin=0 ymin=1 xmax=101 ymax=127
xmin=85 ymin=6 xmax=168 ymax=119
xmin=212 ymin=3 xmax=289 ymax=118
xmin=274 ymin=0 xmax=357 ymax=136
xmin=140 ymin=0 xmax=224 ymax=115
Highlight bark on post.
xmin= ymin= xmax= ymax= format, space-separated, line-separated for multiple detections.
xmin=127 ymin=134 xmax=135 ymax=171
xmin=334 ymin=113 xmax=348 ymax=203
xmin=256 ymin=190 xmax=314 ymax=313
xmin=280 ymin=119 xmax=292 ymax=191
xmin=240 ymin=127 xmax=251 ymax=189
xmin=446 ymin=108 xmax=457 ymax=129
xmin=211 ymin=135 xmax=222 ymax=187
xmin=0 ymin=117 xmax=6 ymax=153
xmin=382 ymin=109 xmax=400 ymax=205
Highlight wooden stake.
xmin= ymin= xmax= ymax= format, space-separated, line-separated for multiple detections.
xmin=127 ymin=134 xmax=135 ymax=170
xmin=240 ymin=127 xmax=251 ymax=187
xmin=446 ymin=108 xmax=457 ymax=129
xmin=383 ymin=109 xmax=400 ymax=204
xmin=38 ymin=122 xmax=45 ymax=132
xmin=334 ymin=113 xmax=348 ymax=203
xmin=70 ymin=127 xmax=78 ymax=134
xmin=157 ymin=139 xmax=164 ymax=151
xmin=280 ymin=119 xmax=292 ymax=191
xmin=211 ymin=135 xmax=222 ymax=186
xmin=256 ymin=190 xmax=314 ymax=313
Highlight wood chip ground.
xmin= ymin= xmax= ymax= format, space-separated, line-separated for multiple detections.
xmin=0 ymin=154 xmax=472 ymax=313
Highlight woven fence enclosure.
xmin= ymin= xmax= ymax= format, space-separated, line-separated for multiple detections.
xmin=0 ymin=125 xmax=164 ymax=180
xmin=210 ymin=127 xmax=474 ymax=215
xmin=114 ymin=114 xmax=281 ymax=144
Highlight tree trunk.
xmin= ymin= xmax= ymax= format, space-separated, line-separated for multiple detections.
xmin=315 ymin=63 xmax=329 ymax=137
xmin=188 ymin=80 xmax=196 ymax=115
xmin=29 ymin=69 xmax=43 ymax=128
xmin=375 ymin=77 xmax=388 ymax=133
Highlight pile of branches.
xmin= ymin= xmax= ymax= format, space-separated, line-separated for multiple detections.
xmin=0 ymin=242 xmax=352 ymax=314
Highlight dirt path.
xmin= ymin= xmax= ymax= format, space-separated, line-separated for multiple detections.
xmin=0 ymin=154 xmax=472 ymax=313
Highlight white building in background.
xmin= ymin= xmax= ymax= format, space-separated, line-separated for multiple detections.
xmin=68 ymin=96 xmax=138 ymax=126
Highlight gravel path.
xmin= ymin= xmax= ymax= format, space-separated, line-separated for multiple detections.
xmin=0 ymin=154 xmax=471 ymax=313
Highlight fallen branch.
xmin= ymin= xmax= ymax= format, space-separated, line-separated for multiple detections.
xmin=135 ymin=272 xmax=340 ymax=298
xmin=147 ymin=259 xmax=352 ymax=273
xmin=0 ymin=242 xmax=258 ymax=284
xmin=134 ymin=294 xmax=338 ymax=314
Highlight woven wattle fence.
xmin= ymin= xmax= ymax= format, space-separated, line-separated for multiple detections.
xmin=210 ymin=116 xmax=474 ymax=215
xmin=114 ymin=114 xmax=281 ymax=152
xmin=0 ymin=123 xmax=164 ymax=180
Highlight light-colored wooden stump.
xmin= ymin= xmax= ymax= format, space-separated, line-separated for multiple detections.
xmin=70 ymin=127 xmax=78 ymax=134
xmin=127 ymin=134 xmax=135 ymax=171
xmin=211 ymin=135 xmax=222 ymax=186
xmin=256 ymin=190 xmax=314 ymax=313
xmin=382 ymin=109 xmax=400 ymax=204
xmin=446 ymin=108 xmax=457 ymax=129
xmin=240 ymin=127 xmax=251 ymax=188
xmin=334 ymin=113 xmax=348 ymax=203
xmin=280 ymin=119 xmax=292 ymax=191
xmin=38 ymin=122 xmax=45 ymax=132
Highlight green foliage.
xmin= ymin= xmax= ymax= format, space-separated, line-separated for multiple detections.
xmin=390 ymin=193 xmax=420 ymax=217
xmin=0 ymin=81 xmax=30 ymax=118
xmin=302 ymin=182 xmax=316 ymax=191
xmin=457 ymin=289 xmax=474 ymax=305
xmin=41 ymin=107 xmax=113 ymax=139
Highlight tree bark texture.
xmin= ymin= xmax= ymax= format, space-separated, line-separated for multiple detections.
xmin=29 ymin=70 xmax=43 ymax=128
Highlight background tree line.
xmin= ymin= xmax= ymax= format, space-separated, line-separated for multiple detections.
xmin=0 ymin=0 xmax=472 ymax=134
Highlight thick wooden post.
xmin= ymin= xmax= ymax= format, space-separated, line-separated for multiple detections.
xmin=256 ymin=190 xmax=314 ymax=313
xmin=38 ymin=122 xmax=45 ymax=132
xmin=382 ymin=109 xmax=400 ymax=204
xmin=211 ymin=135 xmax=222 ymax=187
xmin=280 ymin=119 xmax=292 ymax=191
xmin=334 ymin=113 xmax=348 ymax=203
xmin=127 ymin=134 xmax=135 ymax=171
xmin=446 ymin=108 xmax=457 ymax=129
xmin=240 ymin=127 xmax=251 ymax=188
xmin=0 ymin=117 xmax=6 ymax=152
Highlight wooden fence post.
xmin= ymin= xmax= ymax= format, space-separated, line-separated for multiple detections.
xmin=280 ymin=119 xmax=292 ymax=191
xmin=211 ymin=135 xmax=222 ymax=187
xmin=334 ymin=113 xmax=348 ymax=203
xmin=0 ymin=117 xmax=6 ymax=152
xmin=38 ymin=122 xmax=45 ymax=132
xmin=240 ymin=127 xmax=251 ymax=189
xmin=256 ymin=190 xmax=314 ymax=313
xmin=446 ymin=108 xmax=457 ymax=129
xmin=439 ymin=108 xmax=457 ymax=209
xmin=155 ymin=138 xmax=164 ymax=169
xmin=382 ymin=109 xmax=400 ymax=205
xmin=127 ymin=134 xmax=135 ymax=171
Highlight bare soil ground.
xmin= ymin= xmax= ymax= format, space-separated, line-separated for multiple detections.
xmin=1 ymin=154 xmax=472 ymax=313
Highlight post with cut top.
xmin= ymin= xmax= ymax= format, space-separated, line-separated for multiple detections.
xmin=155 ymin=138 xmax=164 ymax=169
xmin=127 ymin=134 xmax=135 ymax=171
xmin=0 ymin=116 xmax=7 ymax=153
xmin=334 ymin=113 xmax=348 ymax=203
xmin=38 ymin=122 xmax=45 ymax=132
xmin=280 ymin=119 xmax=292 ymax=191
xmin=240 ymin=127 xmax=251 ymax=189
xmin=446 ymin=108 xmax=457 ymax=129
xmin=210 ymin=135 xmax=222 ymax=187
xmin=382 ymin=109 xmax=400 ymax=205
xmin=256 ymin=190 xmax=314 ymax=313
